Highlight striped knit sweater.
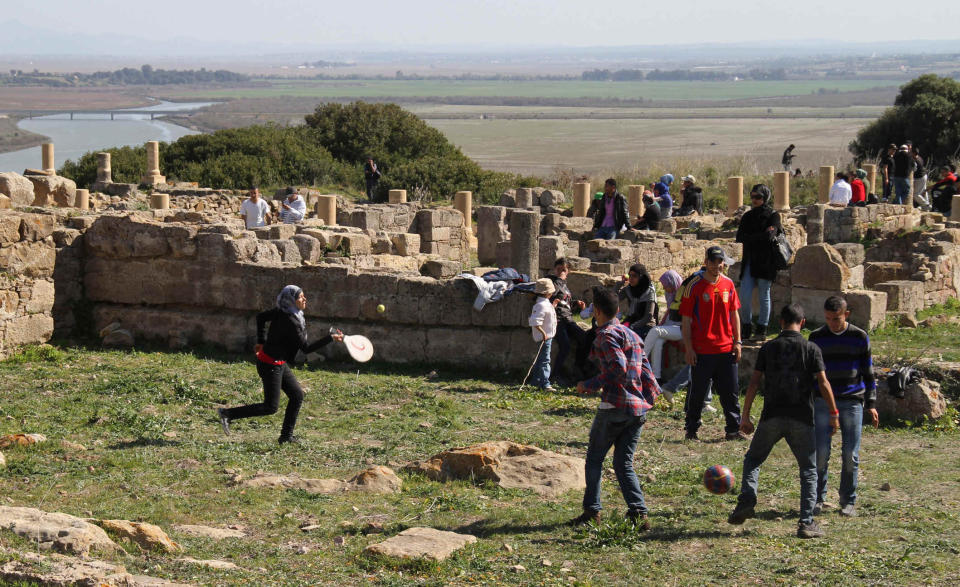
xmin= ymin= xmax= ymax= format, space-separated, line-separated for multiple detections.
xmin=808 ymin=323 xmax=877 ymax=409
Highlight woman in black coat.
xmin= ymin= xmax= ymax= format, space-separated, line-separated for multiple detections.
xmin=217 ymin=285 xmax=343 ymax=444
xmin=735 ymin=184 xmax=781 ymax=339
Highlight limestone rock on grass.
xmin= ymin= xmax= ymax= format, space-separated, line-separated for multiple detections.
xmin=404 ymin=441 xmax=585 ymax=497
xmin=94 ymin=519 xmax=182 ymax=553
xmin=0 ymin=506 xmax=120 ymax=555
xmin=241 ymin=466 xmax=401 ymax=495
xmin=0 ymin=549 xmax=191 ymax=586
xmin=364 ymin=527 xmax=477 ymax=562
xmin=0 ymin=433 xmax=46 ymax=449
xmin=178 ymin=557 xmax=240 ymax=571
xmin=876 ymin=377 xmax=947 ymax=422
xmin=174 ymin=524 xmax=247 ymax=540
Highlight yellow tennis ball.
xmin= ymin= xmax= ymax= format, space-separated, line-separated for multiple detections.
xmin=377 ymin=304 xmax=386 ymax=313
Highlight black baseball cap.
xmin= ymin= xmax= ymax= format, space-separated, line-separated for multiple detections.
xmin=705 ymin=246 xmax=735 ymax=265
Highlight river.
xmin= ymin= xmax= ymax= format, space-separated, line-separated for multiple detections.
xmin=0 ymin=100 xmax=214 ymax=174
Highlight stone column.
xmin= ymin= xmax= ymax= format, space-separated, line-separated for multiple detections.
xmin=149 ymin=193 xmax=169 ymax=210
xmin=773 ymin=171 xmax=790 ymax=211
xmin=509 ymin=210 xmax=540 ymax=278
xmin=818 ymin=166 xmax=834 ymax=204
xmin=388 ymin=189 xmax=407 ymax=204
xmin=515 ymin=187 xmax=534 ymax=209
xmin=96 ymin=152 xmax=112 ymax=183
xmin=863 ymin=163 xmax=877 ymax=195
xmin=727 ymin=176 xmax=743 ymax=214
xmin=454 ymin=191 xmax=472 ymax=230
xmin=41 ymin=143 xmax=55 ymax=174
xmin=806 ymin=203 xmax=825 ymax=244
xmin=141 ymin=141 xmax=166 ymax=186
xmin=75 ymin=189 xmax=89 ymax=211
xmin=573 ymin=182 xmax=590 ymax=217
xmin=477 ymin=206 xmax=508 ymax=265
xmin=316 ymin=195 xmax=337 ymax=225
xmin=951 ymin=196 xmax=960 ymax=222
xmin=627 ymin=185 xmax=643 ymax=224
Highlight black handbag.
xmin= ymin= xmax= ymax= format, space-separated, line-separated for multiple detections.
xmin=772 ymin=229 xmax=793 ymax=270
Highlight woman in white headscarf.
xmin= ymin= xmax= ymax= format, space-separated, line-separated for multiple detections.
xmin=217 ymin=285 xmax=342 ymax=444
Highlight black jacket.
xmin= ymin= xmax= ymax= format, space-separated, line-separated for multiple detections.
xmin=736 ymin=205 xmax=782 ymax=281
xmin=676 ymin=186 xmax=703 ymax=216
xmin=591 ymin=192 xmax=629 ymax=232
xmin=633 ymin=201 xmax=661 ymax=230
xmin=548 ymin=275 xmax=576 ymax=322
xmin=258 ymin=308 xmax=332 ymax=363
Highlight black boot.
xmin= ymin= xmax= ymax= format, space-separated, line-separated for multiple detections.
xmin=754 ymin=323 xmax=767 ymax=340
xmin=741 ymin=322 xmax=752 ymax=340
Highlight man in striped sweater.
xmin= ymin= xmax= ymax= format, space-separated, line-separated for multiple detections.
xmin=809 ymin=295 xmax=879 ymax=518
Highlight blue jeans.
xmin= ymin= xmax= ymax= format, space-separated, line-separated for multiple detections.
xmin=737 ymin=416 xmax=818 ymax=525
xmin=594 ymin=226 xmax=618 ymax=240
xmin=739 ymin=263 xmax=772 ymax=327
xmin=529 ymin=338 xmax=552 ymax=388
xmin=686 ymin=353 xmax=740 ymax=434
xmin=814 ymin=397 xmax=863 ymax=506
xmin=583 ymin=409 xmax=647 ymax=514
xmin=893 ymin=177 xmax=911 ymax=204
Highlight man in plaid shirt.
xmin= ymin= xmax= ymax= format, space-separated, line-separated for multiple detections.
xmin=574 ymin=287 xmax=662 ymax=530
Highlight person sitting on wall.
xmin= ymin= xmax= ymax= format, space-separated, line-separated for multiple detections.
xmin=279 ymin=187 xmax=307 ymax=224
xmin=653 ymin=182 xmax=673 ymax=219
xmin=632 ymin=191 xmax=661 ymax=231
xmin=675 ymin=175 xmax=703 ymax=216
xmin=828 ymin=172 xmax=852 ymax=207
xmin=591 ymin=179 xmax=629 ymax=240
xmin=848 ymin=170 xmax=867 ymax=207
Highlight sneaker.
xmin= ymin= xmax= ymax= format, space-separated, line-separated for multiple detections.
xmin=626 ymin=510 xmax=650 ymax=531
xmin=278 ymin=435 xmax=301 ymax=445
xmin=797 ymin=520 xmax=825 ymax=539
xmin=542 ymin=384 xmax=556 ymax=392
xmin=813 ymin=502 xmax=823 ymax=516
xmin=725 ymin=431 xmax=748 ymax=441
xmin=704 ymin=404 xmax=718 ymax=413
xmin=570 ymin=510 xmax=601 ymax=527
xmin=839 ymin=504 xmax=858 ymax=517
xmin=727 ymin=504 xmax=755 ymax=525
xmin=217 ymin=408 xmax=231 ymax=436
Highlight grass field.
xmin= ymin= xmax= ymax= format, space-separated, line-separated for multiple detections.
xmin=165 ymin=79 xmax=900 ymax=102
xmin=0 ymin=334 xmax=957 ymax=585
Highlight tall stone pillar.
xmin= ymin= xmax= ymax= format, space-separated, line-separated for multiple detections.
xmin=509 ymin=210 xmax=540 ymax=278
xmin=515 ymin=188 xmax=534 ymax=209
xmin=149 ymin=193 xmax=169 ymax=210
xmin=863 ymin=163 xmax=877 ymax=195
xmin=41 ymin=143 xmax=55 ymax=174
xmin=75 ymin=189 xmax=90 ymax=211
xmin=477 ymin=206 xmax=508 ymax=265
xmin=573 ymin=182 xmax=590 ymax=217
xmin=806 ymin=203 xmax=825 ymax=244
xmin=388 ymin=189 xmax=407 ymax=204
xmin=727 ymin=176 xmax=743 ymax=214
xmin=627 ymin=185 xmax=643 ymax=224
xmin=951 ymin=196 xmax=960 ymax=223
xmin=96 ymin=152 xmax=112 ymax=183
xmin=773 ymin=171 xmax=790 ymax=211
xmin=141 ymin=141 xmax=165 ymax=186
xmin=316 ymin=195 xmax=337 ymax=225
xmin=818 ymin=166 xmax=834 ymax=204
xmin=454 ymin=191 xmax=472 ymax=230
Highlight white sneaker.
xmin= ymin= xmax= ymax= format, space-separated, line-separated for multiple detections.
xmin=704 ymin=404 xmax=718 ymax=413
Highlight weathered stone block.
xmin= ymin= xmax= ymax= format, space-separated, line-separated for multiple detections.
xmin=291 ymin=234 xmax=323 ymax=264
xmin=268 ymin=224 xmax=296 ymax=240
xmin=4 ymin=313 xmax=54 ymax=346
xmin=422 ymin=226 xmax=450 ymax=241
xmin=420 ymin=259 xmax=460 ymax=280
xmin=538 ymin=236 xmax=564 ymax=273
xmin=26 ymin=174 xmax=76 ymax=207
xmin=832 ymin=242 xmax=865 ymax=267
xmin=19 ymin=213 xmax=57 ymax=242
xmin=844 ymin=290 xmax=888 ymax=330
xmin=0 ymin=172 xmax=34 ymax=206
xmin=873 ymin=280 xmax=924 ymax=314
xmin=391 ymin=233 xmax=420 ymax=256
xmin=417 ymin=209 xmax=463 ymax=231
xmin=0 ymin=214 xmax=22 ymax=244
xmin=791 ymin=243 xmax=851 ymax=290
xmin=0 ymin=240 xmax=56 ymax=277
xmin=876 ymin=378 xmax=947 ymax=422
xmin=864 ymin=262 xmax=906 ymax=287
xmin=271 ymin=240 xmax=302 ymax=264
xmin=340 ymin=234 xmax=371 ymax=256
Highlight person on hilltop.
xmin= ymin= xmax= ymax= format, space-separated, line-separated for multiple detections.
xmin=632 ymin=191 xmax=661 ymax=231
xmin=363 ymin=157 xmax=381 ymax=201
xmin=809 ymin=295 xmax=878 ymax=518
xmin=675 ymin=175 xmax=703 ymax=216
xmin=781 ymin=144 xmax=796 ymax=172
xmin=279 ymin=187 xmax=307 ymax=224
xmin=591 ymin=179 xmax=629 ymax=240
xmin=572 ymin=287 xmax=661 ymax=530
xmin=879 ymin=143 xmax=896 ymax=202
xmin=240 ymin=185 xmax=271 ymax=229
xmin=828 ymin=172 xmax=852 ymax=207
xmin=728 ymin=303 xmax=839 ymax=539
xmin=217 ymin=285 xmax=343 ymax=444
xmin=735 ymin=184 xmax=781 ymax=341
xmin=680 ymin=246 xmax=743 ymax=441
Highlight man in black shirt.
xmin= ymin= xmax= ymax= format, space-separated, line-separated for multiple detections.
xmin=363 ymin=158 xmax=381 ymax=201
xmin=548 ymin=258 xmax=588 ymax=385
xmin=781 ymin=144 xmax=796 ymax=172
xmin=879 ymin=144 xmax=896 ymax=202
xmin=728 ymin=304 xmax=839 ymax=539
xmin=891 ymin=145 xmax=915 ymax=205
xmin=632 ymin=192 xmax=661 ymax=230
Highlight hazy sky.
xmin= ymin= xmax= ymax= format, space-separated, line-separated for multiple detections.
xmin=7 ymin=0 xmax=959 ymax=48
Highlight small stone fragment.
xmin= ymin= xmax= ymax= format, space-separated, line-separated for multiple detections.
xmin=502 ymin=543 xmax=513 ymax=553
xmin=881 ymin=482 xmax=892 ymax=491
xmin=511 ymin=565 xmax=526 ymax=572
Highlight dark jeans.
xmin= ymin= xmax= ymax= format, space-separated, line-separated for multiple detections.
xmin=593 ymin=226 xmax=618 ymax=240
xmin=223 ymin=361 xmax=304 ymax=439
xmin=583 ymin=410 xmax=647 ymax=514
xmin=686 ymin=352 xmax=740 ymax=434
xmin=554 ymin=320 xmax=588 ymax=380
xmin=737 ymin=416 xmax=818 ymax=525
xmin=366 ymin=179 xmax=379 ymax=201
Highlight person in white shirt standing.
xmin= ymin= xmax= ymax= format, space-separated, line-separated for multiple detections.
xmin=240 ymin=186 xmax=271 ymax=229
xmin=528 ymin=278 xmax=558 ymax=391
xmin=828 ymin=172 xmax=852 ymax=207
xmin=280 ymin=187 xmax=307 ymax=224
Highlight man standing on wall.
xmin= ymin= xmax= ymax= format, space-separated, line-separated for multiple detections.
xmin=240 ymin=186 xmax=271 ymax=229
xmin=364 ymin=157 xmax=381 ymax=201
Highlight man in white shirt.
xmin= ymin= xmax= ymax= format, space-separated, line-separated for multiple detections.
xmin=280 ymin=187 xmax=307 ymax=224
xmin=240 ymin=186 xmax=271 ymax=229
xmin=828 ymin=172 xmax=852 ymax=207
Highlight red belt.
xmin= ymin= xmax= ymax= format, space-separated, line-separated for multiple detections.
xmin=256 ymin=350 xmax=285 ymax=365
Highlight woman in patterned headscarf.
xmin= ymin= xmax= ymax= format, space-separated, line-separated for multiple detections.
xmin=217 ymin=285 xmax=343 ymax=444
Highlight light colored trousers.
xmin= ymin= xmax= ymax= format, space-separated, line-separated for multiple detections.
xmin=643 ymin=320 xmax=683 ymax=379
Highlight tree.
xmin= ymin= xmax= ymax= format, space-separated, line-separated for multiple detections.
xmin=850 ymin=74 xmax=960 ymax=164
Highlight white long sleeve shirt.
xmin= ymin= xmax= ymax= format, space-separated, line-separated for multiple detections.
xmin=829 ymin=180 xmax=852 ymax=206
xmin=280 ymin=195 xmax=307 ymax=224
xmin=528 ymin=297 xmax=557 ymax=342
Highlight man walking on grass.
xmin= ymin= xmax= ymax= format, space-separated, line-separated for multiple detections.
xmin=809 ymin=295 xmax=878 ymax=518
xmin=573 ymin=287 xmax=661 ymax=530
xmin=728 ymin=304 xmax=839 ymax=539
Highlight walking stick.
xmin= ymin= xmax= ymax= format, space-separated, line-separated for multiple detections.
xmin=519 ymin=339 xmax=546 ymax=391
